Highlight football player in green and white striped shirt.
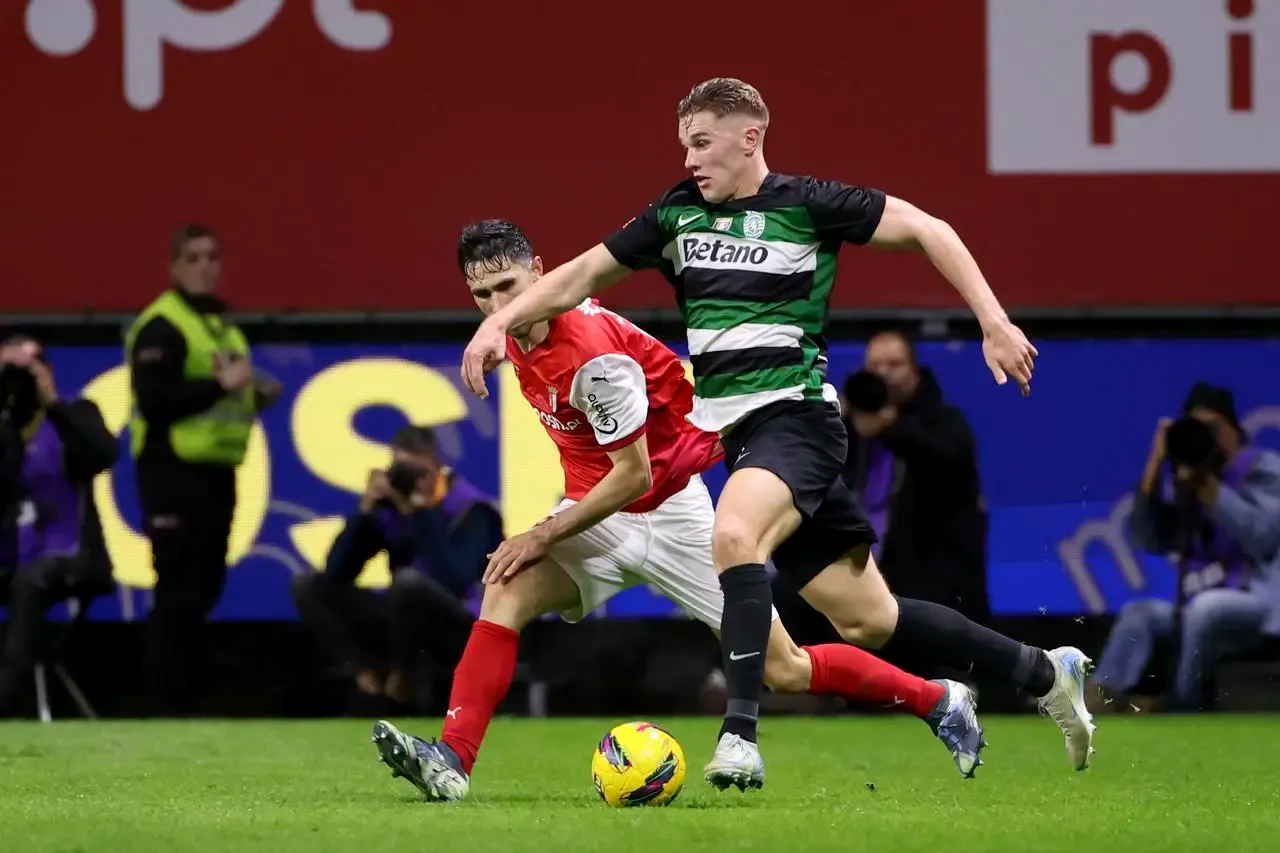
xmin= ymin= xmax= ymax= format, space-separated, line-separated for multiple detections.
xmin=461 ymin=78 xmax=1095 ymax=790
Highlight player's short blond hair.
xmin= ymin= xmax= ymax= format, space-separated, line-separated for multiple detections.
xmin=677 ymin=78 xmax=770 ymax=128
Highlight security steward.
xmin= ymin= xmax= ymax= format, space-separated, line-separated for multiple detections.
xmin=125 ymin=224 xmax=280 ymax=715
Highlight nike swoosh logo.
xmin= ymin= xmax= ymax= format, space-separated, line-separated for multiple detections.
xmin=677 ymin=212 xmax=704 ymax=227
xmin=728 ymin=651 xmax=761 ymax=661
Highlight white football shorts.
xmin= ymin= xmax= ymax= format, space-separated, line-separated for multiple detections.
xmin=545 ymin=474 xmax=778 ymax=627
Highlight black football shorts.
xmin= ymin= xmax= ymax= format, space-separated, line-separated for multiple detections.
xmin=720 ymin=399 xmax=878 ymax=588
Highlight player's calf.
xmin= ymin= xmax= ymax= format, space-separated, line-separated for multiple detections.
xmin=761 ymin=632 xmax=812 ymax=693
xmin=442 ymin=562 xmax=580 ymax=773
xmin=760 ymin=618 xmax=986 ymax=778
xmin=804 ymin=549 xmax=1094 ymax=771
xmin=709 ymin=468 xmax=802 ymax=751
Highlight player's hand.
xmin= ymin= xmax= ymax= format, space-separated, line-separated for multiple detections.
xmin=483 ymin=526 xmax=552 ymax=585
xmin=981 ymin=319 xmax=1037 ymax=396
xmin=461 ymin=316 xmax=507 ymax=399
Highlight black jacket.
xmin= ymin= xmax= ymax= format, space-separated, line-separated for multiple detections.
xmin=0 ymin=399 xmax=119 ymax=575
xmin=843 ymin=369 xmax=989 ymax=619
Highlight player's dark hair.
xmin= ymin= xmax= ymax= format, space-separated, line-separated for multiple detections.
xmin=170 ymin=223 xmax=219 ymax=262
xmin=457 ymin=219 xmax=534 ymax=279
xmin=677 ymin=78 xmax=770 ymax=127
xmin=391 ymin=425 xmax=436 ymax=455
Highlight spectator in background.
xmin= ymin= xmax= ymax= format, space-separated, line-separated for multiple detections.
xmin=291 ymin=426 xmax=503 ymax=713
xmin=768 ymin=331 xmax=989 ymax=688
xmin=842 ymin=330 xmax=988 ymax=622
xmin=126 ymin=224 xmax=283 ymax=715
xmin=0 ymin=336 xmax=118 ymax=714
xmin=1090 ymin=383 xmax=1280 ymax=712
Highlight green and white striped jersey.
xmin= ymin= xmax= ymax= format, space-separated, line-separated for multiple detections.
xmin=603 ymin=173 xmax=886 ymax=432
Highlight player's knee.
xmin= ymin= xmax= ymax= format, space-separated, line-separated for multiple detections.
xmin=763 ymin=645 xmax=812 ymax=694
xmin=834 ymin=621 xmax=890 ymax=648
xmin=711 ymin=520 xmax=766 ymax=569
xmin=831 ymin=601 xmax=898 ymax=649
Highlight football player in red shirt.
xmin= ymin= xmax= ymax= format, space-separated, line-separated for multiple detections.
xmin=369 ymin=221 xmax=984 ymax=803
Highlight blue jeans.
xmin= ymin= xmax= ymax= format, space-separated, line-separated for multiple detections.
xmin=1093 ymin=589 xmax=1268 ymax=708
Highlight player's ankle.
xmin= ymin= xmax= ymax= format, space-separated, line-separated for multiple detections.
xmin=918 ymin=679 xmax=950 ymax=720
xmin=719 ymin=715 xmax=758 ymax=744
xmin=441 ymin=736 xmax=476 ymax=775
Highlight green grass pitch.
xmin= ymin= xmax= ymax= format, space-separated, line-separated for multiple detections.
xmin=2 ymin=715 xmax=1278 ymax=852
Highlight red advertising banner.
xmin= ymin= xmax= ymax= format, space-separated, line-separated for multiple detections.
xmin=1 ymin=0 xmax=1276 ymax=313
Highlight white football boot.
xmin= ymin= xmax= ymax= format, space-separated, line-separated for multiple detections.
xmin=703 ymin=732 xmax=765 ymax=792
xmin=1036 ymin=646 xmax=1096 ymax=770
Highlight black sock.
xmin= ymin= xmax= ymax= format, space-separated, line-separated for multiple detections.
xmin=884 ymin=597 xmax=1056 ymax=697
xmin=716 ymin=563 xmax=772 ymax=744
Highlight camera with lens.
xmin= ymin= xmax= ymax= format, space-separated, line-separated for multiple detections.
xmin=1165 ymin=416 xmax=1227 ymax=480
xmin=843 ymin=370 xmax=890 ymax=414
xmin=382 ymin=459 xmax=425 ymax=502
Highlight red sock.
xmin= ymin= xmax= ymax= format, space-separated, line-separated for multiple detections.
xmin=441 ymin=620 xmax=520 ymax=774
xmin=803 ymin=644 xmax=946 ymax=719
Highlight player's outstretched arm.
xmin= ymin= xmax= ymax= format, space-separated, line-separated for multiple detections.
xmin=497 ymin=245 xmax=629 ymax=337
xmin=460 ymin=245 xmax=630 ymax=397
xmin=869 ymin=195 xmax=1038 ymax=395
xmin=869 ymin=196 xmax=1005 ymax=327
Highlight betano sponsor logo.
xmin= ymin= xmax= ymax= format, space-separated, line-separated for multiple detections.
xmin=682 ymin=238 xmax=770 ymax=267
xmin=670 ymin=234 xmax=817 ymax=275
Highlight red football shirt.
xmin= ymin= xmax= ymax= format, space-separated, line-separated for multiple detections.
xmin=506 ymin=300 xmax=722 ymax=514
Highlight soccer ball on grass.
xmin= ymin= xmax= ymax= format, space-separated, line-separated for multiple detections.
xmin=591 ymin=721 xmax=686 ymax=807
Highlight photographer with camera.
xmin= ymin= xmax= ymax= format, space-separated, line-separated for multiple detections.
xmin=291 ymin=426 xmax=503 ymax=713
xmin=126 ymin=224 xmax=283 ymax=715
xmin=0 ymin=336 xmax=119 ymax=714
xmin=1091 ymin=383 xmax=1280 ymax=712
